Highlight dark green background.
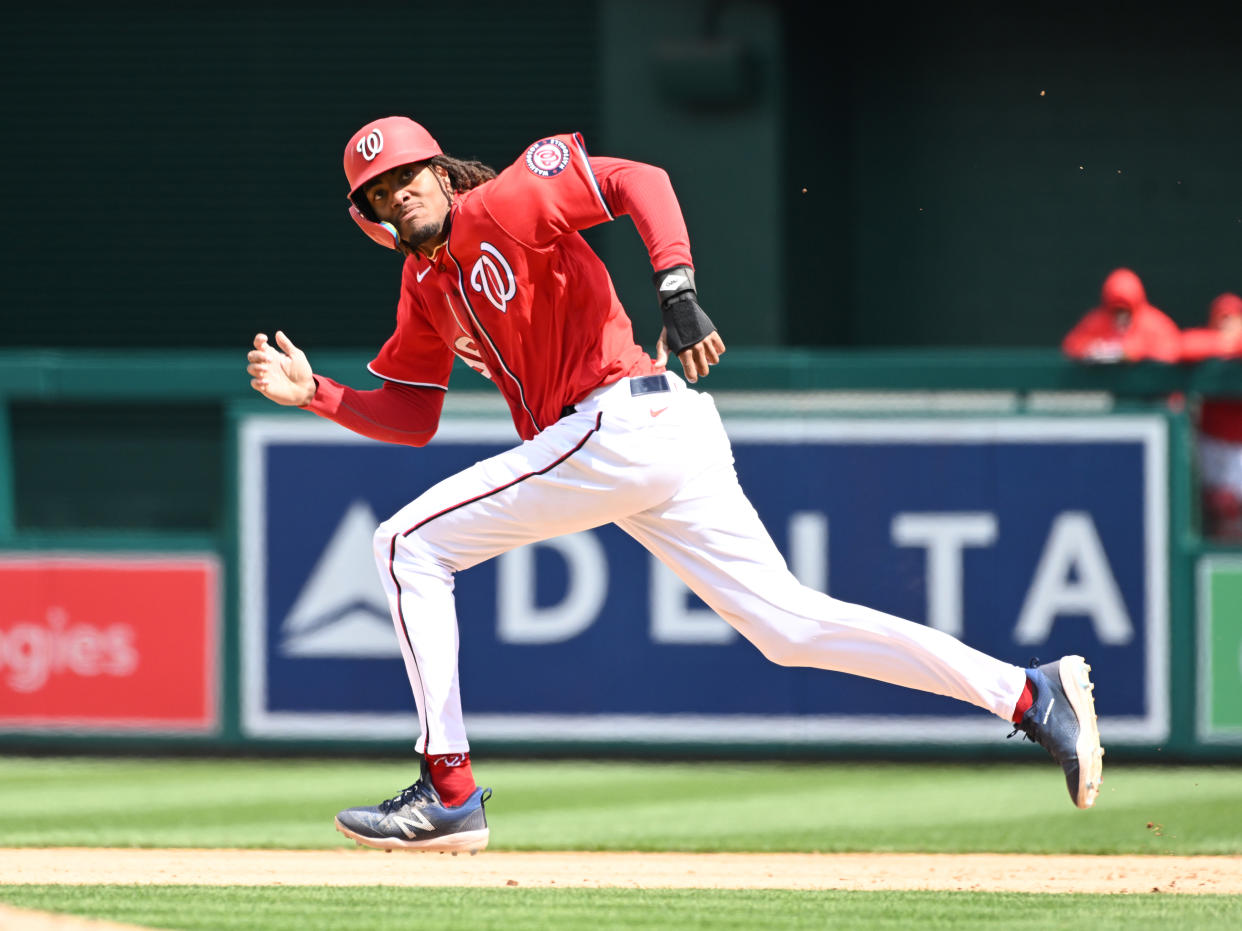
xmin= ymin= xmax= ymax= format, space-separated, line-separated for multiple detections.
xmin=0 ymin=3 xmax=1236 ymax=759
xmin=3 ymin=1 xmax=1239 ymax=351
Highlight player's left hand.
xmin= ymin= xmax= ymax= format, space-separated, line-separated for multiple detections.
xmin=656 ymin=326 xmax=726 ymax=383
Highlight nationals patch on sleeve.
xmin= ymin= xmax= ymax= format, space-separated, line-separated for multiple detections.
xmin=525 ymin=138 xmax=571 ymax=177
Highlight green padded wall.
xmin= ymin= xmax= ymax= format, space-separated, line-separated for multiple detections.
xmin=785 ymin=3 xmax=1242 ymax=347
xmin=1 ymin=1 xmax=599 ymax=350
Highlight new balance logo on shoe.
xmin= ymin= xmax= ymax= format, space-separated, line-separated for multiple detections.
xmin=390 ymin=810 xmax=435 ymax=838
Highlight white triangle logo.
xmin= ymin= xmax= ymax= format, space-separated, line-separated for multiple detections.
xmin=279 ymin=501 xmax=400 ymax=658
xmin=659 ymin=274 xmax=688 ymax=291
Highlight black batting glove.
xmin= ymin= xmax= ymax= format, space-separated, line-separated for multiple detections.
xmin=653 ymin=265 xmax=717 ymax=354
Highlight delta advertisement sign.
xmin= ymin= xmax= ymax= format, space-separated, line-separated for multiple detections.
xmin=0 ymin=554 xmax=220 ymax=733
xmin=239 ymin=413 xmax=1168 ymax=746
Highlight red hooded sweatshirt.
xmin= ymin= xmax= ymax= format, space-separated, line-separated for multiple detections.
xmin=1180 ymin=293 xmax=1242 ymax=443
xmin=1179 ymin=293 xmax=1242 ymax=362
xmin=1061 ymin=268 xmax=1181 ymax=363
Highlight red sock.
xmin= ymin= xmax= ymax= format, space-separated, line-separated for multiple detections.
xmin=426 ymin=753 xmax=476 ymax=806
xmin=1010 ymin=679 xmax=1035 ymax=724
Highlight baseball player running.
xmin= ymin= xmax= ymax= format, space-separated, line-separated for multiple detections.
xmin=246 ymin=116 xmax=1103 ymax=853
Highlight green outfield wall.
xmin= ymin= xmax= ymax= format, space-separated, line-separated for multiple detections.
xmin=4 ymin=3 xmax=1240 ymax=353
xmin=0 ymin=349 xmax=1240 ymax=759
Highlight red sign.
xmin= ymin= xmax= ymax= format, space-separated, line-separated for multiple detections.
xmin=0 ymin=555 xmax=219 ymax=732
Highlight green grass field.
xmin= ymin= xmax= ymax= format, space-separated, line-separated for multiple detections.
xmin=3 ymin=885 xmax=1242 ymax=931
xmin=1 ymin=756 xmax=1238 ymax=854
xmin=1 ymin=756 xmax=1240 ymax=929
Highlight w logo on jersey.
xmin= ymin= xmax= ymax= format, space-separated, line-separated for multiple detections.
xmin=470 ymin=243 xmax=517 ymax=313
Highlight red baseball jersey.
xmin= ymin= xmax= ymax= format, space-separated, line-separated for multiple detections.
xmin=368 ymin=134 xmax=663 ymax=440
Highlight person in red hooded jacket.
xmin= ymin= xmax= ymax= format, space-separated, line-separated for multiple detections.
xmin=1180 ymin=293 xmax=1242 ymax=539
xmin=1180 ymin=292 xmax=1242 ymax=362
xmin=1061 ymin=268 xmax=1181 ymax=363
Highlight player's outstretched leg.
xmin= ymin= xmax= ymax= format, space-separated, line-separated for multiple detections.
xmin=334 ymin=759 xmax=492 ymax=852
xmin=1009 ymin=656 xmax=1104 ymax=808
xmin=619 ymin=460 xmax=1106 ymax=810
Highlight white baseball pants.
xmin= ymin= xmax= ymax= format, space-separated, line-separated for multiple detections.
xmin=373 ymin=373 xmax=1027 ymax=754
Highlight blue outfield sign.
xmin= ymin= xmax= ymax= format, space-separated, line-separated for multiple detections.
xmin=239 ymin=412 xmax=1168 ymax=745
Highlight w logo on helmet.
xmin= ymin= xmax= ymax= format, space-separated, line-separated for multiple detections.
xmin=470 ymin=243 xmax=517 ymax=313
xmin=356 ymin=128 xmax=384 ymax=161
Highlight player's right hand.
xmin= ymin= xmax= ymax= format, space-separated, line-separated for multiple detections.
xmin=247 ymin=330 xmax=317 ymax=406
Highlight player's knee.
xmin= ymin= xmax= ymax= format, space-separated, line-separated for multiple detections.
xmin=373 ymin=520 xmax=429 ymax=570
xmin=373 ymin=522 xmax=396 ymax=566
xmin=377 ymin=521 xmax=446 ymax=576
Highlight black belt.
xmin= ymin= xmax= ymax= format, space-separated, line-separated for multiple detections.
xmin=560 ymin=373 xmax=670 ymax=418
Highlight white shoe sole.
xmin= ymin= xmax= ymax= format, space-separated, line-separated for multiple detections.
xmin=1058 ymin=655 xmax=1104 ymax=809
xmin=334 ymin=819 xmax=489 ymax=853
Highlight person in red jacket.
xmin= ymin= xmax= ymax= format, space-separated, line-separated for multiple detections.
xmin=1180 ymin=292 xmax=1242 ymax=362
xmin=1180 ymin=293 xmax=1242 ymax=539
xmin=1061 ymin=268 xmax=1181 ymax=363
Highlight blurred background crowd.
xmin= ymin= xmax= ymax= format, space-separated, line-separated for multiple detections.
xmin=1062 ymin=271 xmax=1242 ymax=539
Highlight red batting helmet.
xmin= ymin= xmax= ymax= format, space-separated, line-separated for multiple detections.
xmin=344 ymin=116 xmax=443 ymax=249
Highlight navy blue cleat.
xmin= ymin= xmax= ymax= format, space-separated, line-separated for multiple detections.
xmin=335 ymin=761 xmax=491 ymax=852
xmin=1011 ymin=656 xmax=1104 ymax=809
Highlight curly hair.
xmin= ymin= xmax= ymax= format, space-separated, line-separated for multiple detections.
xmin=429 ymin=154 xmax=497 ymax=193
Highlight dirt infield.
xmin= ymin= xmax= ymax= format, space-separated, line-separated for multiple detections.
xmin=1 ymin=848 xmax=1240 ymax=895
xmin=0 ymin=903 xmax=154 ymax=931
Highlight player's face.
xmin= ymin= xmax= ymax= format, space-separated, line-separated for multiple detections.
xmin=1218 ymin=315 xmax=1242 ymax=337
xmin=364 ymin=162 xmax=451 ymax=251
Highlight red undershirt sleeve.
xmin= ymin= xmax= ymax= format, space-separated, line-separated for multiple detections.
xmin=303 ymin=375 xmax=444 ymax=447
xmin=1180 ymin=329 xmax=1233 ymax=363
xmin=590 ymin=156 xmax=694 ymax=273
